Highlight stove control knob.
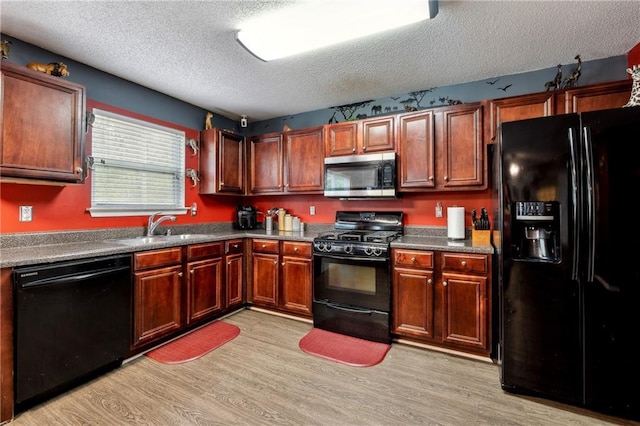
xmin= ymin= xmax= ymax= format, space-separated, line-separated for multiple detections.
xmin=372 ymin=247 xmax=382 ymax=256
xmin=344 ymin=244 xmax=353 ymax=254
xmin=364 ymin=247 xmax=372 ymax=256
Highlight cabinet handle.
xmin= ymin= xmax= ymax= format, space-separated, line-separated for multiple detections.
xmin=362 ymin=146 xmax=367 ymax=151
xmin=427 ymin=278 xmax=432 ymax=284
xmin=411 ymin=257 xmax=416 ymax=263
xmin=190 ymin=269 xmax=194 ymax=274
xmin=76 ymin=167 xmax=83 ymax=174
xmin=428 ymin=176 xmax=434 ymax=181
xmin=461 ymin=261 xmax=467 ymax=267
xmin=444 ymin=175 xmax=449 ymax=181
xmin=228 ymin=261 xmax=232 ymax=265
xmin=233 ymin=244 xmax=238 ymax=249
xmin=220 ymin=181 xmax=224 ymax=185
xmin=262 ymin=244 xmax=266 ymax=248
xmin=179 ymin=272 xmax=184 ymax=277
xmin=294 ymin=247 xmax=299 ymax=252
xmin=273 ymin=261 xmax=277 ymax=265
xmin=443 ymin=281 xmax=447 ymax=286
xmin=352 ymin=148 xmax=356 ymax=152
xmin=281 ymin=262 xmax=285 ymax=266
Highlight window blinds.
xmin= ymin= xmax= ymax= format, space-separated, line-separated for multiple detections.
xmin=89 ymin=109 xmax=185 ymax=215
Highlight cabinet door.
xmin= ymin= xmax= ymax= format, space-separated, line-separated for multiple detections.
xmin=187 ymin=257 xmax=223 ymax=324
xmin=439 ymin=103 xmax=485 ymax=189
xmin=325 ymin=121 xmax=359 ymax=156
xmin=393 ymin=267 xmax=435 ymax=340
xmin=281 ymin=255 xmax=312 ymax=316
xmin=362 ymin=115 xmax=395 ymax=153
xmin=486 ymin=92 xmax=555 ymax=143
xmin=225 ymin=252 xmax=244 ymax=309
xmin=248 ymin=133 xmax=283 ymax=194
xmin=133 ymin=265 xmax=182 ymax=347
xmin=199 ymin=129 xmax=244 ymax=194
xmin=563 ymin=80 xmax=632 ymax=113
xmin=251 ymin=252 xmax=279 ymax=307
xmin=1 ymin=62 xmax=85 ymax=183
xmin=284 ymin=126 xmax=324 ymax=193
xmin=219 ymin=130 xmax=244 ymax=193
xmin=398 ymin=110 xmax=435 ymax=189
xmin=441 ymin=272 xmax=488 ymax=351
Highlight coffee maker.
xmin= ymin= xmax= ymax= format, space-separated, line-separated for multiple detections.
xmin=511 ymin=201 xmax=560 ymax=262
xmin=234 ymin=205 xmax=258 ymax=230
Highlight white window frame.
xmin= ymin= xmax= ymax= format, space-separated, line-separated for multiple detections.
xmin=87 ymin=108 xmax=187 ymax=217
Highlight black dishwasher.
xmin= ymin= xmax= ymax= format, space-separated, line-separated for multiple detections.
xmin=13 ymin=254 xmax=132 ymax=412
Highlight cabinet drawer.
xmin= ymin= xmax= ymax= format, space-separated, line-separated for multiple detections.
xmin=393 ymin=249 xmax=434 ymax=268
xmin=253 ymin=239 xmax=279 ymax=254
xmin=281 ymin=241 xmax=311 ymax=257
xmin=226 ymin=239 xmax=244 ymax=254
xmin=134 ymin=247 xmax=183 ymax=270
xmin=187 ymin=241 xmax=223 ymax=260
xmin=441 ymin=253 xmax=488 ymax=274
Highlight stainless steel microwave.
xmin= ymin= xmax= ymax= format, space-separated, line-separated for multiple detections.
xmin=323 ymin=152 xmax=396 ymax=198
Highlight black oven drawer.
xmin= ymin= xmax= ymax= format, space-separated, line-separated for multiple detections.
xmin=313 ymin=299 xmax=390 ymax=344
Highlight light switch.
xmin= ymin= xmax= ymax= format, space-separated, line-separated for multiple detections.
xmin=310 ymin=205 xmax=316 ymax=215
xmin=20 ymin=206 xmax=33 ymax=222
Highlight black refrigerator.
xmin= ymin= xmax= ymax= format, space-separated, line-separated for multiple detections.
xmin=496 ymin=106 xmax=640 ymax=421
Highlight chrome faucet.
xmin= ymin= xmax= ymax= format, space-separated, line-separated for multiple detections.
xmin=147 ymin=212 xmax=177 ymax=236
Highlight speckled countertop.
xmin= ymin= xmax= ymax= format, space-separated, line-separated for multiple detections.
xmin=0 ymin=224 xmax=493 ymax=268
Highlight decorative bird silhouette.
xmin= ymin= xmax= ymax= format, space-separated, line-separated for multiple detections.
xmin=498 ymin=84 xmax=512 ymax=92
xmin=486 ymin=78 xmax=500 ymax=85
xmin=390 ymin=96 xmax=401 ymax=100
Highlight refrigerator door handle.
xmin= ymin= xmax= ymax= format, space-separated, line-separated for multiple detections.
xmin=583 ymin=126 xmax=596 ymax=282
xmin=594 ymin=274 xmax=621 ymax=293
xmin=568 ymin=128 xmax=580 ymax=281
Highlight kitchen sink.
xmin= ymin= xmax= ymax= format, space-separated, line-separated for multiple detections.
xmin=112 ymin=234 xmax=208 ymax=246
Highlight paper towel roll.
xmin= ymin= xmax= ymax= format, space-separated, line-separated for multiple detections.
xmin=447 ymin=207 xmax=465 ymax=240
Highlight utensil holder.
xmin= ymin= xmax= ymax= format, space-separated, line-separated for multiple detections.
xmin=472 ymin=229 xmax=491 ymax=245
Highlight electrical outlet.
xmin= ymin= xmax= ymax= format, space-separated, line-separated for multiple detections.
xmin=435 ymin=202 xmax=443 ymax=218
xmin=20 ymin=206 xmax=33 ymax=222
xmin=310 ymin=205 xmax=316 ymax=215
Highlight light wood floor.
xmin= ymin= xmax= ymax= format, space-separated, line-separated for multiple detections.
xmin=10 ymin=309 xmax=638 ymax=425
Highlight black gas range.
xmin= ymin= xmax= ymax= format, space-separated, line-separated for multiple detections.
xmin=313 ymin=211 xmax=403 ymax=257
xmin=312 ymin=211 xmax=403 ymax=344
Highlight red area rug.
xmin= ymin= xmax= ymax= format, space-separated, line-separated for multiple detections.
xmin=298 ymin=328 xmax=391 ymax=367
xmin=146 ymin=321 xmax=240 ymax=364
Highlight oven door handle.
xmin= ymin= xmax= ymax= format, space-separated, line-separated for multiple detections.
xmin=325 ymin=301 xmax=376 ymax=314
xmin=313 ymin=253 xmax=388 ymax=262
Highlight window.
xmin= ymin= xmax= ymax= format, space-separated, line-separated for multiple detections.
xmin=88 ymin=108 xmax=186 ymax=217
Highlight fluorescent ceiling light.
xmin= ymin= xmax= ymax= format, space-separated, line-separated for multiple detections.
xmin=236 ymin=0 xmax=438 ymax=61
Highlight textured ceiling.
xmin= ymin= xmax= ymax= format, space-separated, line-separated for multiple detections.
xmin=2 ymin=1 xmax=639 ymax=122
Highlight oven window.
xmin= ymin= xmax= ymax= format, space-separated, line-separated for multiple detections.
xmin=325 ymin=263 xmax=375 ymax=295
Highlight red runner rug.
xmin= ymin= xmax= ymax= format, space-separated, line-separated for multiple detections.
xmin=298 ymin=328 xmax=391 ymax=367
xmin=146 ymin=321 xmax=240 ymax=364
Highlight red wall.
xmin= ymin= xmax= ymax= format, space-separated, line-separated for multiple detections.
xmin=1 ymin=99 xmax=492 ymax=234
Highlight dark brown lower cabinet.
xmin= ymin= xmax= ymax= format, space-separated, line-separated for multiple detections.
xmin=250 ymin=239 xmax=312 ymax=318
xmin=132 ymin=240 xmax=243 ymax=352
xmin=132 ymin=247 xmax=183 ymax=348
xmin=392 ymin=249 xmax=491 ymax=357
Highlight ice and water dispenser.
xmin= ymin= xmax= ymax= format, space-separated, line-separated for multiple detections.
xmin=511 ymin=201 xmax=560 ymax=262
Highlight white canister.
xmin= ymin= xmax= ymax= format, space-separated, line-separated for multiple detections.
xmin=447 ymin=206 xmax=465 ymax=240
xmin=292 ymin=216 xmax=300 ymax=231
xmin=284 ymin=214 xmax=293 ymax=231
